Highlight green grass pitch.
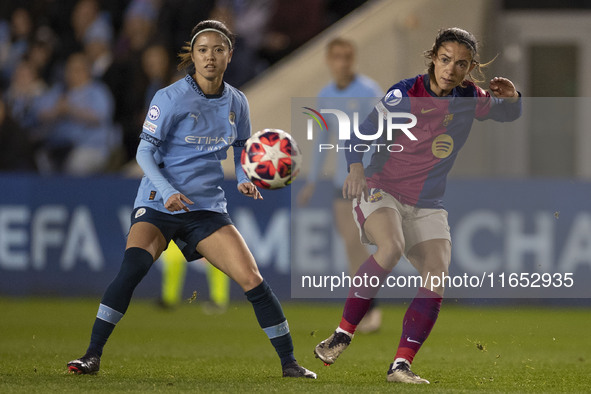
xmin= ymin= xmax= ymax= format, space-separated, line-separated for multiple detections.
xmin=0 ymin=297 xmax=589 ymax=393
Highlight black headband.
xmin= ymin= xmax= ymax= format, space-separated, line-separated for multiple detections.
xmin=436 ymin=30 xmax=477 ymax=54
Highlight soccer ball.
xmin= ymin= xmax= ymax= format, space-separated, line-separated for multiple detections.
xmin=240 ymin=129 xmax=302 ymax=189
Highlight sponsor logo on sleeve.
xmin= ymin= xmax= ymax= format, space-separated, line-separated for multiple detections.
xmin=143 ymin=120 xmax=158 ymax=134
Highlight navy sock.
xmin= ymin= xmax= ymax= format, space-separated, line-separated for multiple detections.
xmin=245 ymin=280 xmax=295 ymax=367
xmin=86 ymin=247 xmax=153 ymax=357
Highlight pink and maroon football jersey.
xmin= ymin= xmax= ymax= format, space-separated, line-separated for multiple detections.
xmin=346 ymin=74 xmax=521 ymax=208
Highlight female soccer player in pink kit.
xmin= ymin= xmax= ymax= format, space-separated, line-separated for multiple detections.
xmin=314 ymin=27 xmax=521 ymax=384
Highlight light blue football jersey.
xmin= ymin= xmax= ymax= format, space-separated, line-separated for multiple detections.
xmin=134 ymin=75 xmax=250 ymax=214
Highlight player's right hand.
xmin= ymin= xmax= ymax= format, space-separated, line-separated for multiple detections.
xmin=343 ymin=163 xmax=368 ymax=201
xmin=165 ymin=193 xmax=194 ymax=212
xmin=238 ymin=182 xmax=263 ymax=200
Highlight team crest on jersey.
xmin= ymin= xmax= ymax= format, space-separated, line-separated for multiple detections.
xmin=432 ymin=134 xmax=454 ymax=159
xmin=135 ymin=208 xmax=147 ymax=218
xmin=442 ymin=113 xmax=454 ymax=127
xmin=229 ymin=111 xmax=236 ymax=125
xmin=384 ymin=89 xmax=402 ymax=106
xmin=148 ymin=105 xmax=160 ymax=120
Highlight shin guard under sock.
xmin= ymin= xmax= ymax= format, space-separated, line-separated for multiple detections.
xmin=340 ymin=255 xmax=390 ymax=334
xmin=86 ymin=247 xmax=153 ymax=356
xmin=245 ymin=280 xmax=295 ymax=366
xmin=394 ymin=287 xmax=442 ymax=364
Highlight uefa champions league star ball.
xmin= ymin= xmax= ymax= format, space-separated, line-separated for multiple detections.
xmin=240 ymin=129 xmax=302 ymax=189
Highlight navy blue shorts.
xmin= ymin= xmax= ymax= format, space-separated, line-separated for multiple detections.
xmin=130 ymin=207 xmax=234 ymax=261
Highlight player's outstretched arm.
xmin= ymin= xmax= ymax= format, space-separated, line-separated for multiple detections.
xmin=238 ymin=182 xmax=263 ymax=200
xmin=489 ymin=77 xmax=519 ymax=102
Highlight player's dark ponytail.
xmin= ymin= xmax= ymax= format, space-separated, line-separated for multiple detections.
xmin=177 ymin=20 xmax=236 ymax=71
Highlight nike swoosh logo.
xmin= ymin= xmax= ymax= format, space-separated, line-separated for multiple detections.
xmin=354 ymin=292 xmax=371 ymax=300
xmin=421 ymin=108 xmax=437 ymax=114
xmin=407 ymin=338 xmax=422 ymax=344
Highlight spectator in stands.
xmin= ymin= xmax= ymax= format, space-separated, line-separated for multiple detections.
xmin=52 ymin=0 xmax=114 ymax=68
xmin=83 ymin=15 xmax=114 ymax=81
xmin=0 ymin=7 xmax=35 ymax=88
xmin=210 ymin=0 xmax=274 ymax=87
xmin=72 ymin=0 xmax=113 ymax=47
xmin=0 ymin=97 xmax=37 ymax=171
xmin=35 ymin=52 xmax=120 ymax=175
xmin=27 ymin=26 xmax=59 ymax=85
xmin=259 ymin=0 xmax=327 ymax=65
xmin=4 ymin=57 xmax=47 ymax=131
xmin=113 ymin=0 xmax=160 ymax=162
xmin=156 ymin=0 xmax=215 ymax=56
xmin=82 ymin=17 xmax=131 ymax=164
xmin=117 ymin=43 xmax=175 ymax=164
xmin=138 ymin=44 xmax=174 ymax=110
xmin=114 ymin=0 xmax=159 ymax=61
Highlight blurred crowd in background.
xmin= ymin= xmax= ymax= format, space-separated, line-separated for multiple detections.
xmin=0 ymin=0 xmax=367 ymax=175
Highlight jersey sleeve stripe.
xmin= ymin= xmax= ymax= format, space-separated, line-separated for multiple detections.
xmin=140 ymin=132 xmax=163 ymax=147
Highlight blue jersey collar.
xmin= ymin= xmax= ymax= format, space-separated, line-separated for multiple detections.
xmin=423 ymin=74 xmax=441 ymax=97
xmin=184 ymin=74 xmax=226 ymax=99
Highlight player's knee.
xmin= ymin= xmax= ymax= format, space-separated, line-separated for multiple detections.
xmin=118 ymin=248 xmax=153 ymax=283
xmin=422 ymin=259 xmax=449 ymax=278
xmin=375 ymin=237 xmax=404 ymax=269
xmin=239 ymin=271 xmax=264 ymax=292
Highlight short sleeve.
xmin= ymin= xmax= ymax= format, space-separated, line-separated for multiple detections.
xmin=140 ymin=89 xmax=177 ymax=146
xmin=235 ymin=92 xmax=252 ymax=142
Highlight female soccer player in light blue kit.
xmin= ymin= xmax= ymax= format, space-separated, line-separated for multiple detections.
xmin=68 ymin=20 xmax=316 ymax=379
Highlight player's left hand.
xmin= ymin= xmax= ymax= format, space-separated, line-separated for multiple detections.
xmin=238 ymin=182 xmax=263 ymax=200
xmin=489 ymin=77 xmax=519 ymax=101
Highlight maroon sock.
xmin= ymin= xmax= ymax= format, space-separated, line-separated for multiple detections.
xmin=395 ymin=287 xmax=442 ymax=363
xmin=340 ymin=255 xmax=390 ymax=333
